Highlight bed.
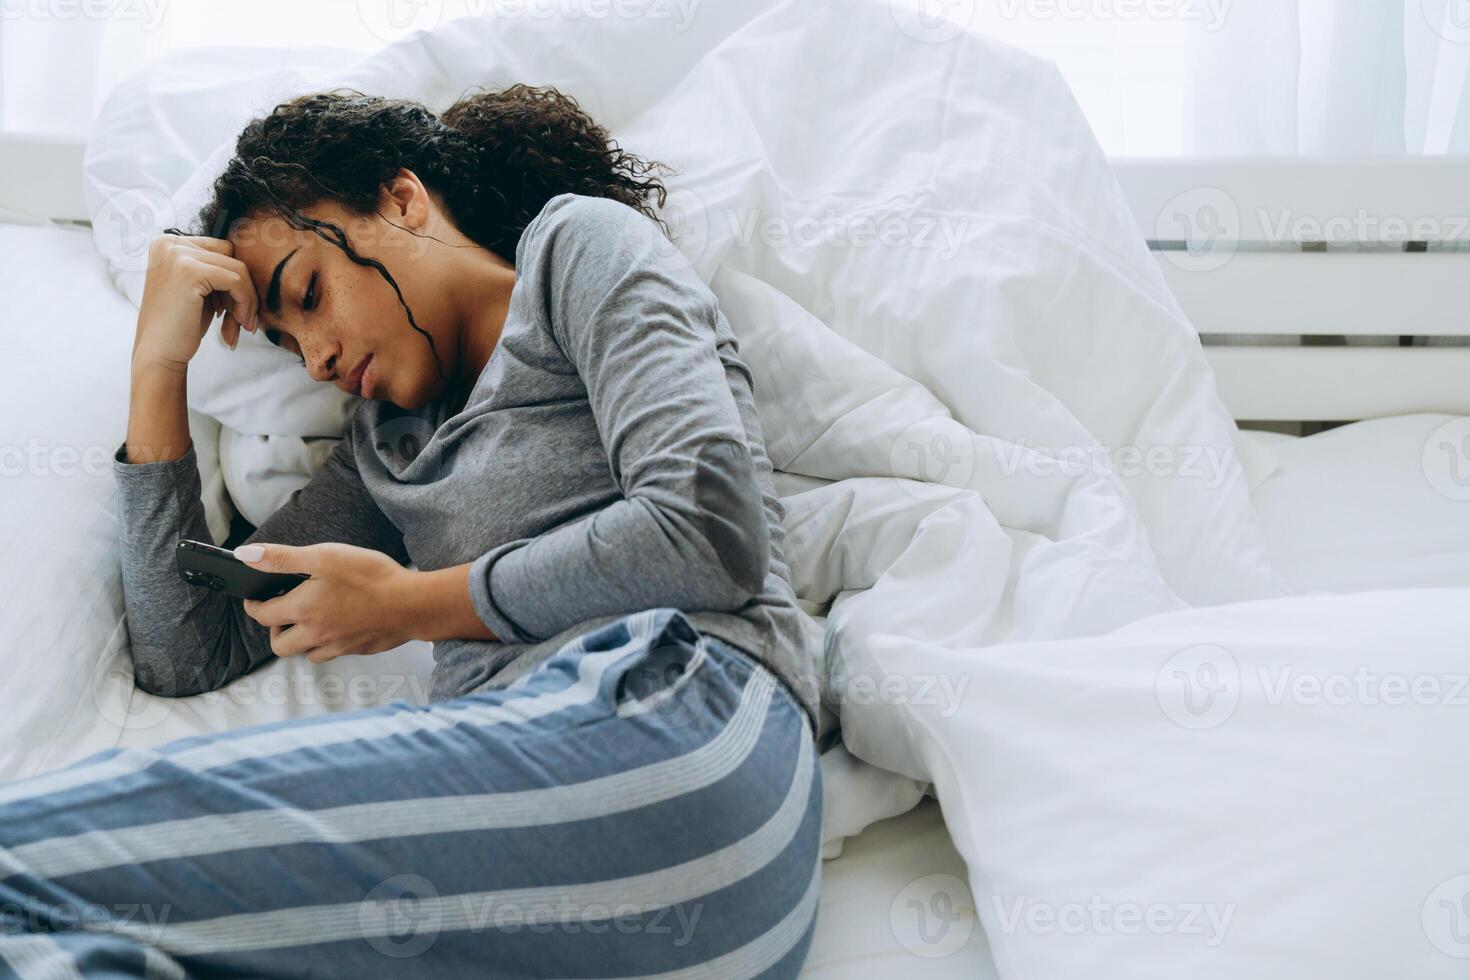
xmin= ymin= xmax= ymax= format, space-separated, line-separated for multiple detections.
xmin=4 ymin=151 xmax=1468 ymax=977
xmin=4 ymin=3 xmax=1470 ymax=975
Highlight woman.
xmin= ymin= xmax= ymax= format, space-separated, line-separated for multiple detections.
xmin=0 ymin=87 xmax=821 ymax=978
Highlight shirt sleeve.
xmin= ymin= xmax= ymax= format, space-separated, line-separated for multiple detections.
xmin=114 ymin=425 xmax=408 ymax=697
xmin=466 ymin=195 xmax=772 ymax=644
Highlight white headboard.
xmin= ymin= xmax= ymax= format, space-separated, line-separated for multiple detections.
xmin=3 ymin=133 xmax=1467 ymax=424
xmin=0 ymin=133 xmax=87 ymax=225
xmin=1114 ymin=157 xmax=1470 ymax=423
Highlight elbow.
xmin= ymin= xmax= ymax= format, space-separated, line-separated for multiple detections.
xmin=128 ymin=623 xmax=235 ymax=698
xmin=673 ymin=533 xmax=767 ymax=614
xmin=130 ymin=652 xmax=207 ymax=699
xmin=691 ymin=439 xmax=772 ymax=608
xmin=706 ymin=523 xmax=770 ymax=606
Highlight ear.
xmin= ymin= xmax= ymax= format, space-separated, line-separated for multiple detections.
xmin=382 ymin=168 xmax=432 ymax=231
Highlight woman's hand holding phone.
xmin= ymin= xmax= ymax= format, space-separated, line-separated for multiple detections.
xmin=237 ymin=542 xmax=420 ymax=663
xmin=237 ymin=541 xmax=499 ymax=662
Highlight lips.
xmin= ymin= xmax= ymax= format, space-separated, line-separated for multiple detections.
xmin=340 ymin=353 xmax=374 ymax=398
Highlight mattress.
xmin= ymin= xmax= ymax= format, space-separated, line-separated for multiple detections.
xmin=6 ymin=221 xmax=1470 ymax=975
xmin=801 ymin=799 xmax=999 ymax=978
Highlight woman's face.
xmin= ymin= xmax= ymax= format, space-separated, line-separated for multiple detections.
xmin=229 ymin=196 xmax=456 ymax=410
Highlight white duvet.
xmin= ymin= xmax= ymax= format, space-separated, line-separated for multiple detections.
xmin=43 ymin=0 xmax=1470 ymax=975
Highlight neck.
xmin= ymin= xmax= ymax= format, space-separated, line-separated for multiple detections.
xmin=446 ymin=243 xmax=516 ymax=407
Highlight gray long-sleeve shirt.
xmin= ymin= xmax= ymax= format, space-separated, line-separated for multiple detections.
xmin=113 ymin=193 xmax=818 ymax=727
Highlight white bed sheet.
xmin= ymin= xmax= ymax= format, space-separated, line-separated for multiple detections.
xmin=798 ymin=422 xmax=1470 ymax=976
xmin=7 ymin=220 xmax=1470 ymax=975
xmin=796 ymin=422 xmax=1470 ymax=976
xmin=800 ymin=799 xmax=998 ymax=978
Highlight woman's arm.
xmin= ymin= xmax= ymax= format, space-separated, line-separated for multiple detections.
xmin=119 ymin=235 xmax=411 ymax=695
xmin=116 ymin=430 xmax=413 ymax=695
xmin=463 ymin=194 xmax=772 ymax=644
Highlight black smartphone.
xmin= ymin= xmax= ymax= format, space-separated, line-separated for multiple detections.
xmin=176 ymin=539 xmax=309 ymax=601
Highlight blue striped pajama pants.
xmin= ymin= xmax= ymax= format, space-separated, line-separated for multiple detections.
xmin=0 ymin=608 xmax=822 ymax=979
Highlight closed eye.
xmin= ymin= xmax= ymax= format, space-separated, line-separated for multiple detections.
xmin=263 ymin=327 xmax=307 ymax=367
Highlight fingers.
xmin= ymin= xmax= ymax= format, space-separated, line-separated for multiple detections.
xmin=235 ymin=541 xmax=319 ymax=575
xmin=267 ymin=623 xmax=316 ymax=658
xmin=186 ymin=251 xmax=259 ymax=335
xmin=177 ymin=235 xmax=235 ymax=257
xmin=242 ymin=592 xmax=302 ymax=628
xmin=307 ymin=646 xmax=347 ymax=664
xmin=220 ymin=311 xmax=241 ymax=350
xmin=266 ymin=624 xmax=346 ymax=662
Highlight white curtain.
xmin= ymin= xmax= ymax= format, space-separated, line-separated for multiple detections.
xmin=0 ymin=0 xmax=426 ymax=134
xmin=960 ymin=0 xmax=1470 ymax=155
xmin=1182 ymin=0 xmax=1470 ymax=154
xmin=7 ymin=0 xmax=1470 ymax=154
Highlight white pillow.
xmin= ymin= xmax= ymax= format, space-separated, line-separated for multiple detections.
xmin=0 ymin=225 xmax=241 ymax=780
xmin=81 ymin=5 xmax=1279 ymax=608
xmin=1249 ymin=414 xmax=1470 ymax=592
xmin=0 ymin=228 xmax=134 ymax=774
xmin=218 ymin=429 xmax=339 ymax=528
xmin=902 ymin=588 xmax=1470 ymax=979
xmin=85 ymin=45 xmax=362 ymax=307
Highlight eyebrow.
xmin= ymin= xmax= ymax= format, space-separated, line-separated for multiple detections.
xmin=265 ymin=247 xmax=300 ymax=315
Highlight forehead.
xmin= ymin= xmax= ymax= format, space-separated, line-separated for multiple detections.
xmin=228 ymin=213 xmax=320 ymax=297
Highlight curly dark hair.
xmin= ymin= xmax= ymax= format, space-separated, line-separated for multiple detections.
xmin=176 ymin=85 xmax=669 ymax=386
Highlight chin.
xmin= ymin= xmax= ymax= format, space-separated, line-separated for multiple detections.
xmin=387 ymin=377 xmax=439 ymax=411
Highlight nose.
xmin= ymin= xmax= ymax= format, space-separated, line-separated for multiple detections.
xmin=305 ymin=342 xmax=341 ymax=384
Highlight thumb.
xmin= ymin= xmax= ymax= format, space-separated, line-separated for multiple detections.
xmin=234 ymin=542 xmax=315 ymax=574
